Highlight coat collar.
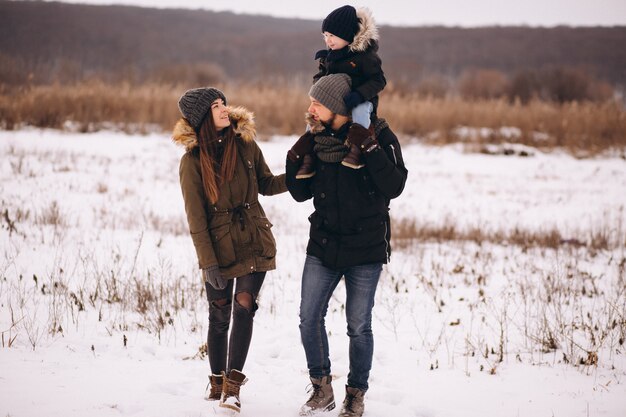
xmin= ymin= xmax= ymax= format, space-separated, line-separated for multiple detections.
xmin=172 ymin=106 xmax=256 ymax=152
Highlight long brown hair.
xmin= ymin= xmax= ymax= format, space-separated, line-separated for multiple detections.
xmin=197 ymin=109 xmax=238 ymax=204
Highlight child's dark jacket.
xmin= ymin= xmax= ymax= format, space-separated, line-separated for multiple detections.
xmin=313 ymin=7 xmax=386 ymax=113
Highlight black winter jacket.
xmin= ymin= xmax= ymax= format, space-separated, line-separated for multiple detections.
xmin=286 ymin=120 xmax=407 ymax=269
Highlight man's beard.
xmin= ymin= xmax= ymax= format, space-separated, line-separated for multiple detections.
xmin=320 ymin=112 xmax=337 ymax=129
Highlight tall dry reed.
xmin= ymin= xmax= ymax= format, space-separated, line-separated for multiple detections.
xmin=1 ymin=81 xmax=625 ymax=154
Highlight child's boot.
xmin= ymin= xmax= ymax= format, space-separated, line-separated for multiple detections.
xmin=341 ymin=144 xmax=365 ymax=169
xmin=296 ymin=154 xmax=316 ymax=179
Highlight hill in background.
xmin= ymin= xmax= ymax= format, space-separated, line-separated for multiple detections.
xmin=1 ymin=1 xmax=625 ymax=87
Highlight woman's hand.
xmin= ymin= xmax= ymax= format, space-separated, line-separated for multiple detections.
xmin=203 ymin=265 xmax=228 ymax=290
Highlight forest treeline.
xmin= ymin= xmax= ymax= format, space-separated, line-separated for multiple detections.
xmin=1 ymin=1 xmax=625 ymax=91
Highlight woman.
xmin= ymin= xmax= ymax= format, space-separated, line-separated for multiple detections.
xmin=172 ymin=87 xmax=286 ymax=413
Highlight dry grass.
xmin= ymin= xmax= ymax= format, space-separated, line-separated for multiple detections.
xmin=384 ymin=94 xmax=626 ymax=155
xmin=1 ymin=81 xmax=625 ymax=154
xmin=392 ymin=217 xmax=625 ymax=251
xmin=0 ymin=81 xmax=178 ymax=133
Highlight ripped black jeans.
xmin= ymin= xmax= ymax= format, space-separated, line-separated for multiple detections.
xmin=205 ymin=272 xmax=265 ymax=374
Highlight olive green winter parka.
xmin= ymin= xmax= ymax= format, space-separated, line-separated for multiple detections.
xmin=173 ymin=106 xmax=287 ymax=280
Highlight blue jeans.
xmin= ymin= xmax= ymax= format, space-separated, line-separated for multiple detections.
xmin=351 ymin=101 xmax=373 ymax=128
xmin=299 ymin=255 xmax=382 ymax=391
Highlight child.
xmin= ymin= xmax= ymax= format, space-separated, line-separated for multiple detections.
xmin=296 ymin=4 xmax=386 ymax=178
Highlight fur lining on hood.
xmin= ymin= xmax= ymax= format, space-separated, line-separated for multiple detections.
xmin=350 ymin=7 xmax=379 ymax=53
xmin=172 ymin=106 xmax=256 ymax=151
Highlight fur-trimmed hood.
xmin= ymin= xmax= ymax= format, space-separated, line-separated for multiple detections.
xmin=350 ymin=7 xmax=379 ymax=53
xmin=172 ymin=106 xmax=256 ymax=152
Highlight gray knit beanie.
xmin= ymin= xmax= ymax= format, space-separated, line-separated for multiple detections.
xmin=309 ymin=74 xmax=352 ymax=116
xmin=178 ymin=87 xmax=227 ymax=130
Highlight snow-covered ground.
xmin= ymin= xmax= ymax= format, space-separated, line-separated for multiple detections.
xmin=0 ymin=129 xmax=625 ymax=417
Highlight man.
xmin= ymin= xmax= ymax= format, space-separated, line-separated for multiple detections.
xmin=286 ymin=73 xmax=408 ymax=417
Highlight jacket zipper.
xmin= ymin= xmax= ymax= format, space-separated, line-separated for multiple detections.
xmin=384 ymin=220 xmax=390 ymax=261
xmin=389 ymin=144 xmax=398 ymax=165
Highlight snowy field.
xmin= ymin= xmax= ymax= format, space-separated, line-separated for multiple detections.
xmin=1 ymin=128 xmax=625 ymax=417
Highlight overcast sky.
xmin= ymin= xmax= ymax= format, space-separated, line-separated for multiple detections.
xmin=39 ymin=0 xmax=626 ymax=27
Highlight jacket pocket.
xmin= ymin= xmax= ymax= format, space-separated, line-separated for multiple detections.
xmin=210 ymin=223 xmax=236 ymax=267
xmin=253 ymin=216 xmax=277 ymax=258
xmin=342 ymin=216 xmax=386 ymax=249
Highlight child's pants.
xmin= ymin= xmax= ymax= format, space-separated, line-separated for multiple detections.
xmin=351 ymin=101 xmax=373 ymax=128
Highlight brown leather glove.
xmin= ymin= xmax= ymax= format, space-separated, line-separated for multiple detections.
xmin=288 ymin=131 xmax=315 ymax=163
xmin=346 ymin=124 xmax=378 ymax=151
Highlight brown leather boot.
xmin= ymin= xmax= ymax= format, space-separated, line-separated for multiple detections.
xmin=296 ymin=154 xmax=316 ymax=179
xmin=299 ymin=375 xmax=335 ymax=415
xmin=219 ymin=369 xmax=248 ymax=413
xmin=204 ymin=374 xmax=223 ymax=401
xmin=338 ymin=386 xmax=365 ymax=417
xmin=341 ymin=144 xmax=365 ymax=169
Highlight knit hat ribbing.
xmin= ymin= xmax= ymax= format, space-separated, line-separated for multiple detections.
xmin=309 ymin=74 xmax=352 ymax=116
xmin=178 ymin=87 xmax=227 ymax=130
xmin=322 ymin=5 xmax=359 ymax=44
